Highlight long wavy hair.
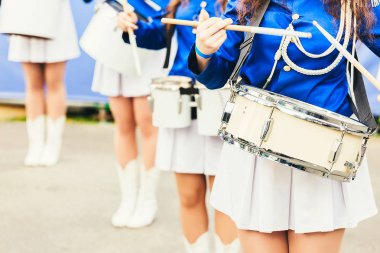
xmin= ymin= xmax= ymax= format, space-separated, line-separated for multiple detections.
xmin=238 ymin=0 xmax=375 ymax=39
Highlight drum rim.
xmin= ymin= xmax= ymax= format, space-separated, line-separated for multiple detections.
xmin=218 ymin=129 xmax=355 ymax=182
xmin=237 ymin=85 xmax=370 ymax=135
xmin=152 ymin=76 xmax=193 ymax=89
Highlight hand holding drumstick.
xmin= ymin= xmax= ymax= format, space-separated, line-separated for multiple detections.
xmin=194 ymin=10 xmax=233 ymax=72
xmin=117 ymin=1 xmax=141 ymax=75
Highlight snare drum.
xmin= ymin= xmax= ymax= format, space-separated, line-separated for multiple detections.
xmin=150 ymin=76 xmax=194 ymax=129
xmin=219 ymin=85 xmax=372 ymax=182
xmin=195 ymin=83 xmax=230 ymax=136
xmin=80 ymin=0 xmax=149 ymax=75
xmin=0 ymin=0 xmax=62 ymax=39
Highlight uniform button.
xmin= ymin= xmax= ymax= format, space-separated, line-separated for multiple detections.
xmin=283 ymin=65 xmax=291 ymax=72
xmin=292 ymin=14 xmax=300 ymax=20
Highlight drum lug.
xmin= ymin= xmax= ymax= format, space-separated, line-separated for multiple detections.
xmin=178 ymin=97 xmax=183 ymax=114
xmin=356 ymin=145 xmax=367 ymax=166
xmin=195 ymin=95 xmax=202 ymax=110
xmin=260 ymin=118 xmax=273 ymax=142
xmin=328 ymin=140 xmax=343 ymax=164
xmin=222 ymin=101 xmax=235 ymax=123
xmin=147 ymin=96 xmax=154 ymax=112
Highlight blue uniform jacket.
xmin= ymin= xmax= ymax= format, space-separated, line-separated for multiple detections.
xmin=188 ymin=0 xmax=380 ymax=116
xmin=123 ymin=0 xmax=222 ymax=78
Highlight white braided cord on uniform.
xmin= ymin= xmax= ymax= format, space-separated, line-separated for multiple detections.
xmin=281 ymin=0 xmax=352 ymax=76
xmin=291 ymin=7 xmax=346 ymax=58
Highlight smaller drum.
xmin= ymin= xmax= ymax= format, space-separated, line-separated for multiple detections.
xmin=0 ymin=0 xmax=62 ymax=39
xmin=195 ymin=83 xmax=230 ymax=136
xmin=150 ymin=76 xmax=194 ymax=129
xmin=219 ymin=85 xmax=373 ymax=182
xmin=80 ymin=0 xmax=149 ymax=75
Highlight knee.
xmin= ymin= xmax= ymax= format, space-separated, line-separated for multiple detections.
xmin=116 ymin=118 xmax=136 ymax=136
xmin=135 ymin=113 xmax=154 ymax=137
xmin=179 ymin=188 xmax=205 ymax=209
xmin=45 ymin=76 xmax=64 ymax=92
xmin=26 ymin=79 xmax=44 ymax=92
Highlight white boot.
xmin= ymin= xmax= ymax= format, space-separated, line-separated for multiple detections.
xmin=214 ymin=234 xmax=240 ymax=253
xmin=111 ymin=160 xmax=139 ymax=227
xmin=184 ymin=232 xmax=211 ymax=253
xmin=125 ymin=166 xmax=160 ymax=228
xmin=40 ymin=116 xmax=65 ymax=166
xmin=24 ymin=116 xmax=45 ymax=166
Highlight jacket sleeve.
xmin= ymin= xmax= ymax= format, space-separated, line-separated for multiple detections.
xmin=188 ymin=0 xmax=244 ymax=89
xmin=361 ymin=6 xmax=380 ymax=57
xmin=122 ymin=17 xmax=167 ymax=50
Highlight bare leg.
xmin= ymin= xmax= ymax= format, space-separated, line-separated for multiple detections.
xmin=22 ymin=63 xmax=45 ymax=119
xmin=239 ymin=230 xmax=289 ymax=253
xmin=132 ymin=96 xmax=157 ymax=169
xmin=109 ymin=96 xmax=138 ymax=167
xmin=288 ymin=229 xmax=345 ymax=253
xmin=44 ymin=62 xmax=66 ymax=119
xmin=176 ymin=173 xmax=209 ymax=243
xmin=209 ymin=176 xmax=239 ymax=244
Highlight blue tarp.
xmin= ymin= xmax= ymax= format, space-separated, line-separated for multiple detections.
xmin=0 ymin=0 xmax=107 ymax=104
xmin=0 ymin=1 xmax=379 ymax=114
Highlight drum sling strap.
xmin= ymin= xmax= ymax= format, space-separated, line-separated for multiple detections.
xmin=163 ymin=12 xmax=198 ymax=120
xmin=228 ymin=0 xmax=378 ymax=133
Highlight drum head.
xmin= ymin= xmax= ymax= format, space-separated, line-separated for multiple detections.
xmin=239 ymin=85 xmax=370 ymax=135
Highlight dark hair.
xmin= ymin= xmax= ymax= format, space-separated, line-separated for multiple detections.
xmin=238 ymin=0 xmax=375 ymax=39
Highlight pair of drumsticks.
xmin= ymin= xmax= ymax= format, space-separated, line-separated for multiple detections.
xmin=121 ymin=1 xmax=141 ymax=75
xmin=162 ymin=18 xmax=380 ymax=92
xmin=121 ymin=0 xmax=380 ymax=92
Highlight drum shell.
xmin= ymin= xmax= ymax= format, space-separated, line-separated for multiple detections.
xmin=260 ymin=109 xmax=364 ymax=175
xmin=80 ymin=2 xmax=150 ymax=75
xmin=196 ymin=88 xmax=230 ymax=136
xmin=223 ymin=88 xmax=368 ymax=181
xmin=151 ymin=88 xmax=192 ymax=129
xmin=0 ymin=0 xmax=62 ymax=39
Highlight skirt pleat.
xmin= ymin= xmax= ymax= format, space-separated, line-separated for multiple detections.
xmin=91 ymin=48 xmax=166 ymax=97
xmin=8 ymin=0 xmax=80 ymax=63
xmin=210 ymin=143 xmax=377 ymax=233
xmin=155 ymin=121 xmax=224 ymax=176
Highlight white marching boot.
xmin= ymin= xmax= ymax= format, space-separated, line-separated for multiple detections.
xmin=214 ymin=235 xmax=240 ymax=253
xmin=125 ymin=166 xmax=160 ymax=228
xmin=40 ymin=116 xmax=65 ymax=166
xmin=24 ymin=116 xmax=45 ymax=166
xmin=184 ymin=233 xmax=211 ymax=253
xmin=111 ymin=160 xmax=140 ymax=227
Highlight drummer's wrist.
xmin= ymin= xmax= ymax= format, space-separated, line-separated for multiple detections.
xmin=195 ymin=44 xmax=214 ymax=59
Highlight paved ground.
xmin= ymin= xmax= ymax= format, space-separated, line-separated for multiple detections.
xmin=0 ymin=121 xmax=379 ymax=253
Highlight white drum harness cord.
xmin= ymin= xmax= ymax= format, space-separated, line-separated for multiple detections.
xmin=263 ymin=0 xmax=353 ymax=89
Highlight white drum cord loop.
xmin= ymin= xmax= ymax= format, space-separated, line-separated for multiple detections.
xmin=263 ymin=0 xmax=353 ymax=89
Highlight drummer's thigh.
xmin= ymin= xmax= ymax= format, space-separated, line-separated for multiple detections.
xmin=239 ymin=230 xmax=288 ymax=253
xmin=288 ymin=229 xmax=345 ymax=253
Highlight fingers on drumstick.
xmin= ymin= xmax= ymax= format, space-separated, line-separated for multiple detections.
xmin=199 ymin=9 xmax=210 ymax=22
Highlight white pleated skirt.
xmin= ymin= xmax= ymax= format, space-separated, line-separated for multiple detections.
xmin=91 ymin=49 xmax=166 ymax=97
xmin=155 ymin=121 xmax=224 ymax=176
xmin=8 ymin=0 xmax=80 ymax=63
xmin=211 ymin=143 xmax=377 ymax=233
xmin=92 ymin=63 xmax=151 ymax=97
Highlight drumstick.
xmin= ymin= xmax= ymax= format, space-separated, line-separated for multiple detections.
xmin=122 ymin=1 xmax=141 ymax=75
xmin=161 ymin=18 xmax=313 ymax=39
xmin=313 ymin=21 xmax=380 ymax=91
